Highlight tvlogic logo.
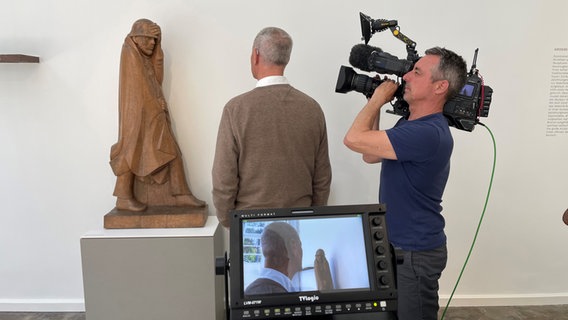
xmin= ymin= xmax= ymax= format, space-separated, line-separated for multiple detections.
xmin=299 ymin=295 xmax=320 ymax=302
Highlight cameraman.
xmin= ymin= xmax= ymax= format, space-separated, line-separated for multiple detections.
xmin=344 ymin=47 xmax=467 ymax=320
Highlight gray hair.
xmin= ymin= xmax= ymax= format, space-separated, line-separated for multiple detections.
xmin=253 ymin=27 xmax=293 ymax=66
xmin=425 ymin=47 xmax=467 ymax=100
xmin=261 ymin=222 xmax=299 ymax=261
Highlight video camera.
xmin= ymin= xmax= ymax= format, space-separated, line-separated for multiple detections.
xmin=335 ymin=12 xmax=493 ymax=132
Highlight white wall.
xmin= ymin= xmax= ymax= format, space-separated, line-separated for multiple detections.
xmin=1 ymin=0 xmax=567 ymax=311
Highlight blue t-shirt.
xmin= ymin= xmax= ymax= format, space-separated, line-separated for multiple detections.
xmin=380 ymin=113 xmax=453 ymax=251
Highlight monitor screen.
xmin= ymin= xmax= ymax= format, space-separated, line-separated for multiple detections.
xmin=242 ymin=215 xmax=369 ymax=296
xmin=228 ymin=204 xmax=397 ymax=319
xmin=459 ymin=83 xmax=476 ymax=97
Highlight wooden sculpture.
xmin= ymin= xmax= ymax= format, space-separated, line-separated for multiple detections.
xmin=314 ymin=248 xmax=333 ymax=291
xmin=105 ymin=19 xmax=207 ymax=229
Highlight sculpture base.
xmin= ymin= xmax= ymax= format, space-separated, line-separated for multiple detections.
xmin=81 ymin=217 xmax=224 ymax=320
xmin=104 ymin=205 xmax=208 ymax=229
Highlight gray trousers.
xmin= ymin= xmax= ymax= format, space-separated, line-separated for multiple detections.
xmin=396 ymin=245 xmax=448 ymax=320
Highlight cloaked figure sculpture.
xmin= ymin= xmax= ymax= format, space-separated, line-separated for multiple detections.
xmin=314 ymin=248 xmax=333 ymax=291
xmin=107 ymin=19 xmax=205 ymax=227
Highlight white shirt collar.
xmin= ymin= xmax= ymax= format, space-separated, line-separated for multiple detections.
xmin=256 ymin=75 xmax=289 ymax=88
xmin=259 ymin=267 xmax=296 ymax=292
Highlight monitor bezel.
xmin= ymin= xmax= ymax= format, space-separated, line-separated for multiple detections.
xmin=228 ymin=203 xmax=397 ymax=317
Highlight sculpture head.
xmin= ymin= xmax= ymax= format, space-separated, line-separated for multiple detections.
xmin=129 ymin=19 xmax=161 ymax=56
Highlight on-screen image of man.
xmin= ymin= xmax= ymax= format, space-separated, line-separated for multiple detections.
xmin=244 ymin=222 xmax=303 ymax=295
xmin=344 ymin=47 xmax=467 ymax=320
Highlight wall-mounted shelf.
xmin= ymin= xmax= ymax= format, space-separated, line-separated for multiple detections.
xmin=0 ymin=54 xmax=39 ymax=63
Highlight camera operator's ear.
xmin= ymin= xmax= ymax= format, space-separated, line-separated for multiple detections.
xmin=434 ymin=79 xmax=449 ymax=96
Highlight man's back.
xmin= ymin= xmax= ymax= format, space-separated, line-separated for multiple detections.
xmin=212 ymin=84 xmax=331 ymax=227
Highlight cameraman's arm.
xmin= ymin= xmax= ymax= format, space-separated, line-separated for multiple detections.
xmin=344 ymin=80 xmax=398 ymax=162
xmin=362 ymin=113 xmax=382 ymax=164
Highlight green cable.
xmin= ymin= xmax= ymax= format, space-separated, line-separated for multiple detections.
xmin=441 ymin=123 xmax=496 ymax=320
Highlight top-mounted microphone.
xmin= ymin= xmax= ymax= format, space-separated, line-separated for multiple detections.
xmin=349 ymin=44 xmax=382 ymax=72
xmin=349 ymin=44 xmax=413 ymax=77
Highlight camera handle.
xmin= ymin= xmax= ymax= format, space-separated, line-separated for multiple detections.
xmin=388 ymin=25 xmax=419 ymax=62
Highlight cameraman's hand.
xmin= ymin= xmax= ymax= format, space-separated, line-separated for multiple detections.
xmin=345 ymin=76 xmax=399 ymax=162
xmin=369 ymin=77 xmax=398 ymax=108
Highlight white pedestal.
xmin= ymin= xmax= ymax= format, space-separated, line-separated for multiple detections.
xmin=80 ymin=216 xmax=225 ymax=320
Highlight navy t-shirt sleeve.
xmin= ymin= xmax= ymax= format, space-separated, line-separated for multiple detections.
xmin=386 ymin=120 xmax=440 ymax=162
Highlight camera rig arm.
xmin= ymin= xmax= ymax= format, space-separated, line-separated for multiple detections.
xmin=390 ymin=26 xmax=419 ymax=62
xmin=359 ymin=12 xmax=419 ymax=62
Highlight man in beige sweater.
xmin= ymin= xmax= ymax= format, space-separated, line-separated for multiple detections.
xmin=212 ymin=27 xmax=332 ymax=228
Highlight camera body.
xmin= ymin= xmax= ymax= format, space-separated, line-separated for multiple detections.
xmin=382 ymin=66 xmax=493 ymax=132
xmin=443 ymin=72 xmax=492 ymax=131
xmin=335 ymin=13 xmax=493 ymax=132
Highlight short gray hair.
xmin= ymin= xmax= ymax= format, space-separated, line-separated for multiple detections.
xmin=425 ymin=47 xmax=467 ymax=100
xmin=253 ymin=27 xmax=293 ymax=66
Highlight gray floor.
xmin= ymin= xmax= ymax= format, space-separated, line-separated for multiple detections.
xmin=439 ymin=305 xmax=568 ymax=319
xmin=0 ymin=305 xmax=567 ymax=320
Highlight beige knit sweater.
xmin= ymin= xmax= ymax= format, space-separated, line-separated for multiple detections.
xmin=212 ymin=84 xmax=332 ymax=227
